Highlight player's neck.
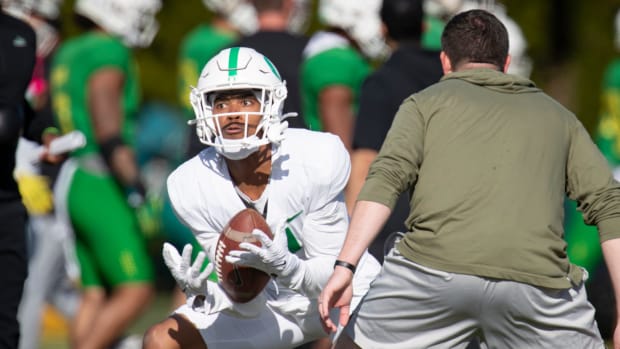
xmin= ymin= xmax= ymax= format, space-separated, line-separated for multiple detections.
xmin=257 ymin=12 xmax=288 ymax=30
xmin=226 ymin=145 xmax=272 ymax=200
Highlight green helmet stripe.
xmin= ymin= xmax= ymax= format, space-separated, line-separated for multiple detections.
xmin=228 ymin=47 xmax=240 ymax=77
xmin=263 ymin=56 xmax=281 ymax=80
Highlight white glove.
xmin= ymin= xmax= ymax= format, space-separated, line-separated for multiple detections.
xmin=162 ymin=242 xmax=267 ymax=317
xmin=226 ymin=219 xmax=300 ymax=280
xmin=162 ymin=243 xmax=211 ymax=296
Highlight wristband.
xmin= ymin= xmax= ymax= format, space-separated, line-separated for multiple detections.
xmin=42 ymin=127 xmax=60 ymax=136
xmin=334 ymin=260 xmax=356 ymax=274
xmin=126 ymin=181 xmax=146 ymax=208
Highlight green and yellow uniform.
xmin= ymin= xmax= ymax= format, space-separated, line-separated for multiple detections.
xmin=300 ymin=32 xmax=371 ymax=131
xmin=50 ymin=33 xmax=153 ymax=287
xmin=177 ymin=25 xmax=237 ymax=118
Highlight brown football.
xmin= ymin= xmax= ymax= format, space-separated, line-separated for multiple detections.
xmin=215 ymin=208 xmax=273 ymax=303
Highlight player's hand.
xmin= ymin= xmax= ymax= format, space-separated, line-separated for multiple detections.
xmin=226 ymin=218 xmax=299 ymax=278
xmin=162 ymin=243 xmax=212 ymax=296
xmin=319 ymin=267 xmax=355 ymax=334
xmin=40 ymin=133 xmax=65 ymax=164
xmin=163 ymin=242 xmax=267 ymax=316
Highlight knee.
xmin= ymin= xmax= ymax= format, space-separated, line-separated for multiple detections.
xmin=115 ymin=283 xmax=155 ymax=305
xmin=143 ymin=323 xmax=170 ymax=349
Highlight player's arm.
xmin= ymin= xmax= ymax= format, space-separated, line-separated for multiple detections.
xmin=89 ymin=68 xmax=143 ymax=203
xmin=346 ymin=149 xmax=378 ymax=215
xmin=601 ymin=238 xmax=620 ymax=349
xmin=319 ymin=85 xmax=354 ymax=153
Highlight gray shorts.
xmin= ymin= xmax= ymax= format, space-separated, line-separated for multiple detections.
xmin=344 ymin=249 xmax=605 ymax=349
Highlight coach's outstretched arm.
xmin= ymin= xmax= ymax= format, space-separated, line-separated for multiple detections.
xmin=602 ymin=238 xmax=620 ymax=349
xmin=319 ymin=200 xmax=390 ymax=333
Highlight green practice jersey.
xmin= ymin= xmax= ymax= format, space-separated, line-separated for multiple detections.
xmin=300 ymin=37 xmax=371 ymax=131
xmin=177 ymin=25 xmax=237 ymax=117
xmin=50 ymin=33 xmax=140 ymax=157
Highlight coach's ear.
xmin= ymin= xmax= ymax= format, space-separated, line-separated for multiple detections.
xmin=503 ymin=54 xmax=512 ymax=73
xmin=440 ymin=51 xmax=452 ymax=74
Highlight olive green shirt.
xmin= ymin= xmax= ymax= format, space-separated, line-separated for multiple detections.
xmin=359 ymin=68 xmax=620 ymax=289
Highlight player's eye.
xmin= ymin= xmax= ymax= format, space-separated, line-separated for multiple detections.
xmin=214 ymin=101 xmax=228 ymax=109
xmin=242 ymin=98 xmax=255 ymax=107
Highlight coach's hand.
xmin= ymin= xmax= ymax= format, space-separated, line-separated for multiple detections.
xmin=318 ymin=266 xmax=355 ymax=334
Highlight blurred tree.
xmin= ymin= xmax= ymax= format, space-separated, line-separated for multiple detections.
xmin=504 ymin=0 xmax=620 ymax=133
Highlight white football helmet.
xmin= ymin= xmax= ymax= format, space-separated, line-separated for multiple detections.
xmin=189 ymin=47 xmax=292 ymax=160
xmin=318 ymin=0 xmax=389 ymax=59
xmin=287 ymin=0 xmax=312 ymax=34
xmin=75 ymin=0 xmax=162 ymax=48
xmin=2 ymin=0 xmax=63 ymax=57
xmin=1 ymin=0 xmax=62 ymax=19
xmin=202 ymin=0 xmax=258 ymax=35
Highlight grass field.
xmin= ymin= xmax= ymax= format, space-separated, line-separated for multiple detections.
xmin=40 ymin=292 xmax=174 ymax=349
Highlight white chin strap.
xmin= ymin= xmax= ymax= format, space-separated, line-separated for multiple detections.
xmin=214 ymin=136 xmax=262 ymax=160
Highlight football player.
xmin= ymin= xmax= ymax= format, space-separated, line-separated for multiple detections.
xmin=299 ymin=0 xmax=388 ymax=153
xmin=169 ymin=0 xmax=259 ymax=310
xmin=48 ymin=0 xmax=161 ymax=347
xmin=143 ymin=46 xmax=381 ymax=349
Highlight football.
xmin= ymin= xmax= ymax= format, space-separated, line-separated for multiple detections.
xmin=215 ymin=208 xmax=273 ymax=303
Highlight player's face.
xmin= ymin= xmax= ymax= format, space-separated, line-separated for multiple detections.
xmin=212 ymin=91 xmax=262 ymax=140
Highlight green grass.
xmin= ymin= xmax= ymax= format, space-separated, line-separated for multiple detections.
xmin=40 ymin=292 xmax=174 ymax=349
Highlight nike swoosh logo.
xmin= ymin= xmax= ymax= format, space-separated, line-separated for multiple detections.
xmin=286 ymin=210 xmax=303 ymax=223
xmin=13 ymin=36 xmax=27 ymax=47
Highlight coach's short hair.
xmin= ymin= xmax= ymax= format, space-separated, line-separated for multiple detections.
xmin=441 ymin=9 xmax=509 ymax=70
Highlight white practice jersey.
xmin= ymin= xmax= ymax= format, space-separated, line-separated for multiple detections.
xmin=167 ymin=128 xmax=380 ymax=298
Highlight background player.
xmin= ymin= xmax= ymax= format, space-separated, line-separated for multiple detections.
xmin=49 ymin=0 xmax=162 ymax=347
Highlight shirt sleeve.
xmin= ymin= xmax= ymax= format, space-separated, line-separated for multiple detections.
xmin=303 ymin=133 xmax=350 ymax=258
xmin=167 ymin=165 xmax=220 ymax=261
xmin=566 ymin=118 xmax=620 ymax=242
xmin=284 ymin=134 xmax=350 ymax=296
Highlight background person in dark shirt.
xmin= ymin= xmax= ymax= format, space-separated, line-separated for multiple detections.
xmin=0 ymin=6 xmax=59 ymax=347
xmin=347 ymin=0 xmax=443 ymax=262
xmin=235 ymin=0 xmax=310 ymax=129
